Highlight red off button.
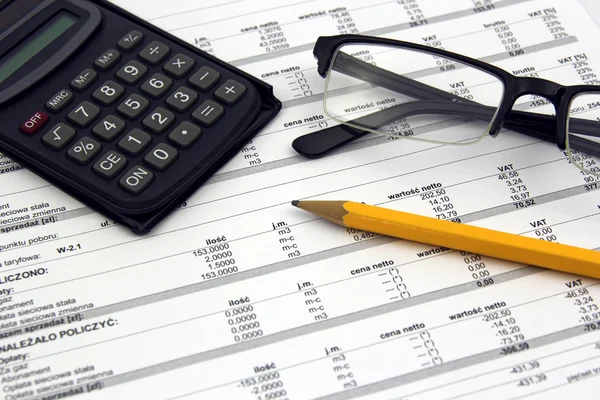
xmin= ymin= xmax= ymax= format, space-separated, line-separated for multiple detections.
xmin=20 ymin=111 xmax=49 ymax=135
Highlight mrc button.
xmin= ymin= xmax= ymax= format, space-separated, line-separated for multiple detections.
xmin=46 ymin=89 xmax=74 ymax=113
xmin=20 ymin=111 xmax=49 ymax=135
xmin=119 ymin=165 xmax=154 ymax=195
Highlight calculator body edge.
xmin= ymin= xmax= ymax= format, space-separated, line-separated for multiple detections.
xmin=0 ymin=0 xmax=282 ymax=233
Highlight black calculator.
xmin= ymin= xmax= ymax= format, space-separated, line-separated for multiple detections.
xmin=0 ymin=0 xmax=281 ymax=233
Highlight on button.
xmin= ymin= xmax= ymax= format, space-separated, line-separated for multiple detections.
xmin=20 ymin=112 xmax=49 ymax=135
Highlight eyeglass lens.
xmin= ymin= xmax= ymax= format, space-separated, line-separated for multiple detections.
xmin=323 ymin=43 xmax=504 ymax=145
xmin=324 ymin=42 xmax=600 ymax=178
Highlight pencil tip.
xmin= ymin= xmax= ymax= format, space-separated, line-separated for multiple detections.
xmin=291 ymin=200 xmax=300 ymax=207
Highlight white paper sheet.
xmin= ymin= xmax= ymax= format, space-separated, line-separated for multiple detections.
xmin=2 ymin=0 xmax=600 ymax=398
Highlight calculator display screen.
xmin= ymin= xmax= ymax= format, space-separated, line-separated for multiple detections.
xmin=0 ymin=11 xmax=78 ymax=84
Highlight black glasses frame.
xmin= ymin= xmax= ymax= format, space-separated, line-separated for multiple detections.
xmin=292 ymin=34 xmax=600 ymax=159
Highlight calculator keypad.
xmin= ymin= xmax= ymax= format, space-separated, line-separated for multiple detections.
xmin=142 ymin=107 xmax=175 ymax=134
xmin=93 ymin=151 xmax=128 ymax=180
xmin=93 ymin=115 xmax=126 ymax=141
xmin=166 ymin=87 xmax=198 ymax=112
xmin=46 ymin=89 xmax=74 ymax=113
xmin=169 ymin=122 xmax=201 ymax=149
xmin=141 ymin=73 xmax=172 ymax=98
xmin=119 ymin=165 xmax=154 ymax=195
xmin=42 ymin=123 xmax=76 ymax=150
xmin=20 ymin=111 xmax=49 ymax=135
xmin=117 ymin=94 xmax=150 ymax=120
xmin=68 ymin=102 xmax=101 ymax=128
xmin=92 ymin=81 xmax=125 ymax=106
xmin=21 ymin=24 xmax=255 ymax=203
xmin=144 ymin=143 xmax=178 ymax=171
xmin=94 ymin=49 xmax=121 ymax=72
xmin=70 ymin=69 xmax=98 ymax=92
xmin=139 ymin=41 xmax=170 ymax=65
xmin=116 ymin=61 xmax=148 ymax=85
xmin=67 ymin=137 xmax=102 ymax=165
xmin=192 ymin=100 xmax=224 ymax=127
xmin=215 ymin=80 xmax=247 ymax=105
xmin=164 ymin=54 xmax=195 ymax=78
xmin=118 ymin=129 xmax=152 ymax=156
xmin=189 ymin=66 xmax=220 ymax=91
xmin=117 ymin=30 xmax=144 ymax=52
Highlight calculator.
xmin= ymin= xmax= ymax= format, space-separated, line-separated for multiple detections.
xmin=0 ymin=0 xmax=281 ymax=233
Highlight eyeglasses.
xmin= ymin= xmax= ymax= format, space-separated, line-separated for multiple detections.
xmin=292 ymin=34 xmax=600 ymax=178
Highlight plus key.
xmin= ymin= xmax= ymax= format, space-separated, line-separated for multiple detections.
xmin=214 ymin=79 xmax=246 ymax=105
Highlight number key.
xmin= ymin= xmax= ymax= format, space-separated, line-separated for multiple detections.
xmin=142 ymin=107 xmax=175 ymax=134
xmin=144 ymin=143 xmax=178 ymax=171
xmin=166 ymin=86 xmax=198 ymax=112
xmin=117 ymin=94 xmax=150 ymax=120
xmin=118 ymin=129 xmax=152 ymax=156
xmin=68 ymin=101 xmax=101 ymax=128
xmin=141 ymin=73 xmax=172 ymax=98
xmin=92 ymin=81 xmax=125 ymax=106
xmin=116 ymin=60 xmax=148 ymax=85
xmin=93 ymin=115 xmax=126 ymax=141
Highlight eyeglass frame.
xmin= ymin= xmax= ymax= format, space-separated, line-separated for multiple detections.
xmin=292 ymin=34 xmax=600 ymax=161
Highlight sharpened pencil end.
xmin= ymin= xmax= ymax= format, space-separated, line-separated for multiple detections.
xmin=291 ymin=200 xmax=300 ymax=207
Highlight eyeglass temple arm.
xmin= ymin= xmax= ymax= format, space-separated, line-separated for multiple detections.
xmin=293 ymin=52 xmax=599 ymax=158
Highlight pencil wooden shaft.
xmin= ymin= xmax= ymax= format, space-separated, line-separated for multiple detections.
xmin=298 ymin=201 xmax=600 ymax=279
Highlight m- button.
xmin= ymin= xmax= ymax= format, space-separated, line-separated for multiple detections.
xmin=214 ymin=79 xmax=246 ymax=105
xmin=20 ymin=111 xmax=49 ymax=135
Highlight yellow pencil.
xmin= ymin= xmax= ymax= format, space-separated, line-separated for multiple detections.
xmin=292 ymin=200 xmax=600 ymax=279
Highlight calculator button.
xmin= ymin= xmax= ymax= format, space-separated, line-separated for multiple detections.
xmin=140 ymin=73 xmax=172 ymax=98
xmin=118 ymin=129 xmax=152 ymax=156
xmin=192 ymin=100 xmax=224 ymax=127
xmin=144 ymin=143 xmax=178 ymax=172
xmin=70 ymin=69 xmax=98 ymax=92
xmin=119 ymin=165 xmax=154 ymax=195
xmin=117 ymin=94 xmax=150 ymax=120
xmin=166 ymin=86 xmax=198 ymax=112
xmin=92 ymin=81 xmax=125 ymax=106
xmin=93 ymin=151 xmax=128 ymax=180
xmin=94 ymin=49 xmax=121 ymax=71
xmin=189 ymin=66 xmax=220 ymax=91
xmin=93 ymin=115 xmax=126 ymax=142
xmin=46 ymin=89 xmax=74 ymax=113
xmin=67 ymin=137 xmax=102 ymax=165
xmin=117 ymin=30 xmax=144 ymax=52
xmin=214 ymin=79 xmax=247 ymax=105
xmin=139 ymin=41 xmax=170 ymax=66
xmin=115 ymin=61 xmax=148 ymax=85
xmin=164 ymin=54 xmax=196 ymax=78
xmin=142 ymin=107 xmax=175 ymax=134
xmin=42 ymin=123 xmax=75 ymax=150
xmin=168 ymin=122 xmax=201 ymax=149
xmin=67 ymin=102 xmax=101 ymax=128
xmin=20 ymin=111 xmax=49 ymax=135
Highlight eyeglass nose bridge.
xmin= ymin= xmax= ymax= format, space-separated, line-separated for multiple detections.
xmin=490 ymin=75 xmax=568 ymax=148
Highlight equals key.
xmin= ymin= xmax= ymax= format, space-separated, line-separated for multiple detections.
xmin=192 ymin=100 xmax=223 ymax=127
